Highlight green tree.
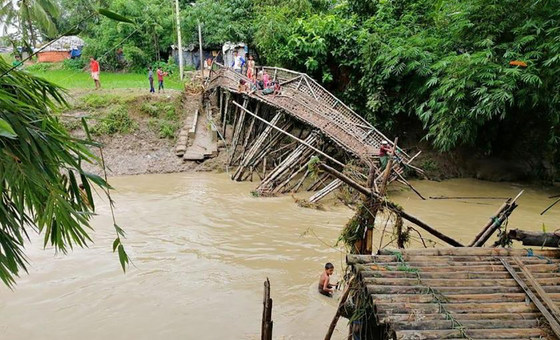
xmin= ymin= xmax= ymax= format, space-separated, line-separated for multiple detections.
xmin=0 ymin=57 xmax=127 ymax=287
xmin=0 ymin=0 xmax=60 ymax=47
xmin=83 ymin=0 xmax=174 ymax=71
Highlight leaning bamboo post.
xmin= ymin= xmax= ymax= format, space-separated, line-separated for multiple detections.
xmin=318 ymin=162 xmax=464 ymax=247
xmin=471 ymin=190 xmax=524 ymax=247
xmin=228 ymin=98 xmax=248 ymax=165
xmin=324 ymin=277 xmax=354 ymax=340
xmin=232 ymin=101 xmax=345 ymax=167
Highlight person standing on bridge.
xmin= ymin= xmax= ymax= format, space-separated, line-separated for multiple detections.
xmin=246 ymin=54 xmax=255 ymax=79
xmin=231 ymin=51 xmax=245 ymax=74
xmin=379 ymin=140 xmax=393 ymax=169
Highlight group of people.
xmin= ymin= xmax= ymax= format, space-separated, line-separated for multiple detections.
xmin=88 ymin=55 xmax=169 ymax=93
xmin=232 ymin=51 xmax=282 ymax=96
xmin=148 ymin=66 xmax=168 ymax=93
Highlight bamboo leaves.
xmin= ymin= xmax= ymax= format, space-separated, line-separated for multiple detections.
xmin=0 ymin=118 xmax=17 ymax=138
xmin=0 ymin=57 xmax=128 ymax=287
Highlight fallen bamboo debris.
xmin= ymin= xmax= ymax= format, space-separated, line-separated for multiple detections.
xmin=317 ymin=162 xmax=464 ymax=247
xmin=469 ymin=190 xmax=523 ymax=247
xmin=508 ymin=228 xmax=560 ymax=248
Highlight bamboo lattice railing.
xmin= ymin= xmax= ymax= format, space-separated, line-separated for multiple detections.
xmin=206 ymin=64 xmax=412 ymax=165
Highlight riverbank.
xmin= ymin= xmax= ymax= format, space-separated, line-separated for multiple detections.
xmin=61 ymin=89 xmax=202 ymax=176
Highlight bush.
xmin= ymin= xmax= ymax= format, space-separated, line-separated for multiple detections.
xmin=147 ymin=117 xmax=179 ymax=139
xmin=79 ymin=93 xmax=122 ymax=109
xmin=92 ymin=105 xmax=136 ymax=135
xmin=62 ymin=58 xmax=86 ymax=70
xmin=140 ymin=102 xmax=159 ymax=117
xmin=25 ymin=63 xmax=56 ymax=72
xmin=158 ymin=120 xmax=177 ymax=139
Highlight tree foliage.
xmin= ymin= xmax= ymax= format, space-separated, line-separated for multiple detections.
xmin=0 ymin=0 xmax=60 ymax=47
xmin=0 ymin=57 xmax=127 ymax=286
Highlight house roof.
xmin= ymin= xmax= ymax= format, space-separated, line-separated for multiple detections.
xmin=38 ymin=36 xmax=84 ymax=52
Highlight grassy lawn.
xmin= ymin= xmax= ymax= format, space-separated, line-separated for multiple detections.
xmin=28 ymin=69 xmax=186 ymax=90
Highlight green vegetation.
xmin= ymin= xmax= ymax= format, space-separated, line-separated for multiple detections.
xmin=27 ymin=68 xmax=185 ymax=90
xmin=142 ymin=98 xmax=181 ymax=139
xmin=91 ymin=105 xmax=137 ymax=135
xmin=0 ymin=57 xmax=128 ymax=287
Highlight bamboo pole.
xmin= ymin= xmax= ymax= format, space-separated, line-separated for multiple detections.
xmin=232 ymin=101 xmax=345 ymax=167
xmin=319 ymin=163 xmax=464 ymax=247
xmin=324 ymin=277 xmax=354 ymax=340
xmin=500 ymin=257 xmax=560 ymax=338
xmin=512 ymin=256 xmax=560 ymax=319
xmin=471 ymin=191 xmax=524 ymax=247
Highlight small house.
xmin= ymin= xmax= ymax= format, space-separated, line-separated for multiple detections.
xmin=36 ymin=36 xmax=84 ymax=63
xmin=170 ymin=44 xmax=220 ymax=70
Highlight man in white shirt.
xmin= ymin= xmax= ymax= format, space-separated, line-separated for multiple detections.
xmin=231 ymin=51 xmax=245 ymax=74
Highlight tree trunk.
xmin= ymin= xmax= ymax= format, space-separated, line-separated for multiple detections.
xmin=508 ymin=229 xmax=560 ymax=247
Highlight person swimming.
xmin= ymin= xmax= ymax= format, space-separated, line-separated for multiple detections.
xmin=318 ymin=262 xmax=336 ymax=297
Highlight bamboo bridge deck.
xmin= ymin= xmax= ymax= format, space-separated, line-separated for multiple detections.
xmin=202 ymin=64 xmax=419 ymax=198
xmin=347 ymin=248 xmax=560 ymax=340
xmin=206 ymin=65 xmax=409 ymax=162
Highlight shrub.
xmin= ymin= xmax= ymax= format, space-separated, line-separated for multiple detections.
xmin=92 ymin=105 xmax=136 ymax=135
xmin=141 ymin=103 xmax=159 ymax=117
xmin=62 ymin=58 xmax=86 ymax=70
xmin=158 ymin=120 xmax=176 ymax=139
xmin=25 ymin=63 xmax=55 ymax=72
xmin=79 ymin=93 xmax=122 ymax=109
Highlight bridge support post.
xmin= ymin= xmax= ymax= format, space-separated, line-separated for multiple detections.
xmin=228 ymin=98 xmax=248 ymax=165
xmin=232 ymin=112 xmax=283 ymax=181
xmin=256 ymin=133 xmax=318 ymax=195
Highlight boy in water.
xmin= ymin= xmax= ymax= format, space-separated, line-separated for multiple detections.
xmin=318 ymin=263 xmax=336 ymax=297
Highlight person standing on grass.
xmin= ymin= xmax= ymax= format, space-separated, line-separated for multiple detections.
xmin=157 ymin=67 xmax=167 ymax=93
xmin=148 ymin=67 xmax=155 ymax=93
xmin=89 ymin=56 xmax=100 ymax=89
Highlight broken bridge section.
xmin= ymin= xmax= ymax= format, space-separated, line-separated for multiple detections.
xmin=200 ymin=64 xmax=420 ymax=200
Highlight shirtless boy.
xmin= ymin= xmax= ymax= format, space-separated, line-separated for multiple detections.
xmin=318 ymin=263 xmax=336 ymax=297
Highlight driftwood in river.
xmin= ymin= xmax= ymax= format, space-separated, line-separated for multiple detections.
xmin=508 ymin=228 xmax=560 ymax=247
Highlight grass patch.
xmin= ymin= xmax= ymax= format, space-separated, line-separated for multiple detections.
xmin=77 ymin=93 xmax=124 ymax=109
xmin=91 ymin=105 xmax=137 ymax=135
xmin=147 ymin=118 xmax=180 ymax=139
xmin=28 ymin=68 xmax=185 ymax=90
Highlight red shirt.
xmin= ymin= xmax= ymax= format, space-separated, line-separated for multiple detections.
xmin=90 ymin=60 xmax=99 ymax=72
xmin=379 ymin=145 xmax=391 ymax=156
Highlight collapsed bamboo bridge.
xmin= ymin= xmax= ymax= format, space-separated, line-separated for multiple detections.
xmin=187 ymin=63 xmax=560 ymax=339
xmin=196 ymin=63 xmax=421 ymax=200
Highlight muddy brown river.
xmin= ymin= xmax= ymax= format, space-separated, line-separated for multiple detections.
xmin=0 ymin=173 xmax=558 ymax=339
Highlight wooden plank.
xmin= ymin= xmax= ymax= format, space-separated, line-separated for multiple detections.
xmin=372 ymin=292 xmax=560 ymax=304
xmin=395 ymin=328 xmax=544 ymax=340
xmin=374 ymin=248 xmax=560 ymax=258
xmin=513 ymin=256 xmax=560 ymax=319
xmin=500 ymin=257 xmax=560 ymax=338
xmin=380 ymin=312 xmax=541 ymax=323
xmin=392 ymin=319 xmax=539 ymax=331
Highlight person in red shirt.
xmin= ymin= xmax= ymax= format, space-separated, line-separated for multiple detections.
xmin=379 ymin=140 xmax=392 ymax=169
xmin=89 ymin=57 xmax=100 ymax=89
xmin=157 ymin=67 xmax=168 ymax=93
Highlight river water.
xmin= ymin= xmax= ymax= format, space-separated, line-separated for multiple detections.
xmin=0 ymin=173 xmax=558 ymax=339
